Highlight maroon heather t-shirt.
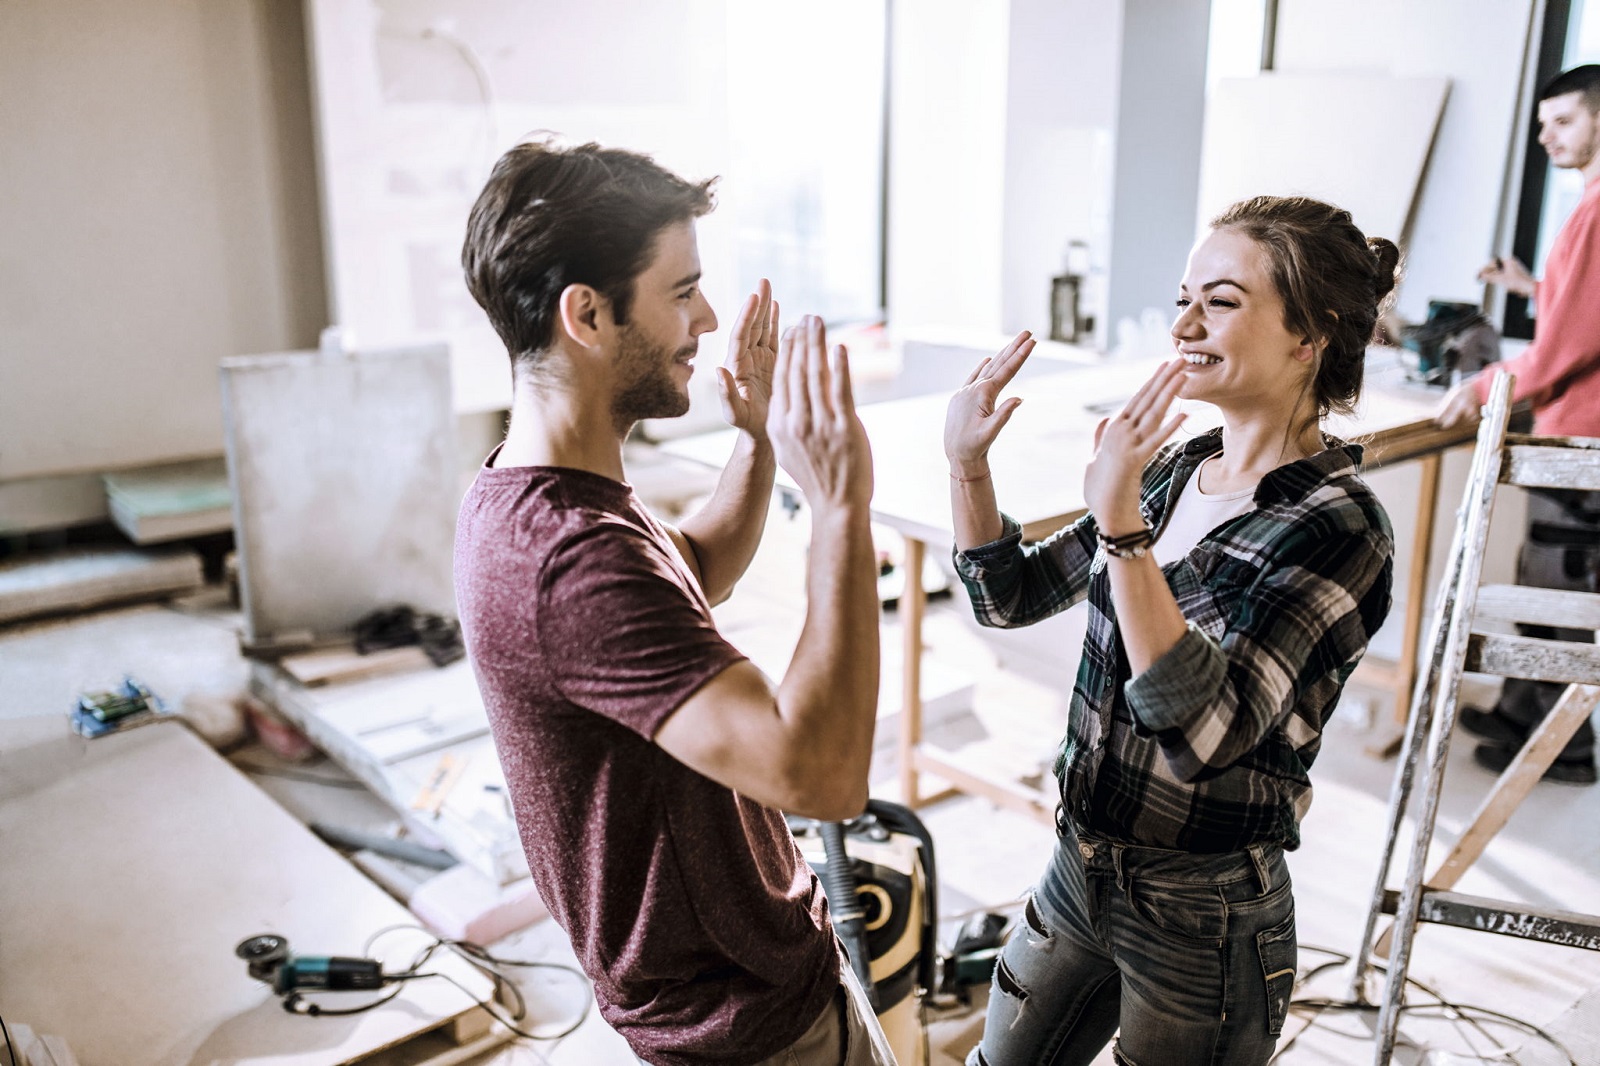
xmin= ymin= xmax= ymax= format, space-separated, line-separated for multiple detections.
xmin=454 ymin=456 xmax=838 ymax=1066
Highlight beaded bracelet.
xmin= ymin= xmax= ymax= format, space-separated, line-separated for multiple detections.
xmin=1095 ymin=525 xmax=1155 ymax=559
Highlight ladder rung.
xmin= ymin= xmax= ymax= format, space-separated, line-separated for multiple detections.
xmin=1474 ymin=584 xmax=1600 ymax=630
xmin=1502 ymin=442 xmax=1600 ymax=491
xmin=1381 ymin=888 xmax=1600 ymax=950
xmin=1506 ymin=432 xmax=1600 ymax=451
xmin=1465 ymin=632 xmax=1600 ymax=684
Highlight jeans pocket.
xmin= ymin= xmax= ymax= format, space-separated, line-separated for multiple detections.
xmin=1124 ymin=877 xmax=1227 ymax=947
xmin=1255 ymin=911 xmax=1297 ymax=1037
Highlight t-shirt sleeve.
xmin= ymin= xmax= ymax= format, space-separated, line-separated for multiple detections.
xmin=538 ymin=522 xmax=747 ymax=739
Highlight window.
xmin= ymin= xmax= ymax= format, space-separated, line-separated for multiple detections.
xmin=725 ymin=1 xmax=888 ymax=326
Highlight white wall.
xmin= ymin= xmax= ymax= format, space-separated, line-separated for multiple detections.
xmin=1104 ymin=0 xmax=1213 ymax=334
xmin=302 ymin=0 xmax=737 ymax=421
xmin=886 ymin=0 xmax=1010 ymax=336
xmin=999 ymin=0 xmax=1119 ymax=336
xmin=0 ymin=0 xmax=327 ymax=487
xmin=891 ymin=0 xmax=1213 ymax=346
xmin=1273 ymin=0 xmax=1537 ymax=322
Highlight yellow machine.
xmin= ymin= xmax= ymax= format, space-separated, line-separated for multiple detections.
xmin=795 ymin=800 xmax=936 ymax=1066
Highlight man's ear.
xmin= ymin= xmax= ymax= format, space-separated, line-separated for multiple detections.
xmin=557 ymin=284 xmax=609 ymax=350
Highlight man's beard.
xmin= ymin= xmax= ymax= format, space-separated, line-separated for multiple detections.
xmin=611 ymin=324 xmax=694 ymax=429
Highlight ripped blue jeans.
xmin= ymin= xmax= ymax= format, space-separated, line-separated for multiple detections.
xmin=966 ymin=817 xmax=1295 ymax=1066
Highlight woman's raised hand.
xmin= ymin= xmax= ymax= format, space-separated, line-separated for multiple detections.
xmin=1083 ymin=359 xmax=1187 ymax=535
xmin=944 ymin=331 xmax=1035 ymax=476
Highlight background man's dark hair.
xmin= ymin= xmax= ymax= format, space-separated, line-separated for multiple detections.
xmin=462 ymin=137 xmax=717 ymax=370
xmin=1539 ymin=64 xmax=1600 ymax=110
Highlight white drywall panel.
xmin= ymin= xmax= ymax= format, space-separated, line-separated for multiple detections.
xmin=1272 ymin=0 xmax=1537 ymax=321
xmin=303 ymin=0 xmax=736 ymax=417
xmin=221 ymin=344 xmax=458 ymax=644
xmin=1197 ymin=73 xmax=1449 ymax=247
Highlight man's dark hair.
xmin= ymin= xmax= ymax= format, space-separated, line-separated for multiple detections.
xmin=462 ymin=137 xmax=717 ymax=369
xmin=1539 ymin=64 xmax=1600 ymax=110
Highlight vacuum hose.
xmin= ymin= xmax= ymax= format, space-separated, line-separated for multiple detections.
xmin=819 ymin=820 xmax=878 ymax=1010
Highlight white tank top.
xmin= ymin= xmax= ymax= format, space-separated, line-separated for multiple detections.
xmin=1152 ymin=455 xmax=1258 ymax=567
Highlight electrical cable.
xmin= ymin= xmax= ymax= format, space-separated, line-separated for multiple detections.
xmin=422 ymin=971 xmax=591 ymax=1042
xmin=1268 ymin=942 xmax=1577 ymax=1065
xmin=268 ymin=925 xmax=591 ymax=1039
xmin=1 ymin=1010 xmax=16 ymax=1066
xmin=356 ymin=926 xmax=593 ymax=1043
xmin=283 ymin=986 xmax=408 ymax=1017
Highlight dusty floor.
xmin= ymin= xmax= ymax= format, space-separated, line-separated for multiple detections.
xmin=3 ymin=496 xmax=1598 ymax=1065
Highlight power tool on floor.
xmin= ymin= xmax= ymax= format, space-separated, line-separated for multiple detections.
xmin=795 ymin=799 xmax=939 ymax=1064
xmin=235 ymin=934 xmax=388 ymax=1015
xmin=794 ymin=800 xmax=1016 ymax=1064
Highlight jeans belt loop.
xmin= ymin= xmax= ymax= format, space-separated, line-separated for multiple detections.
xmin=1112 ymin=845 xmax=1129 ymax=892
xmin=1248 ymin=843 xmax=1271 ymax=894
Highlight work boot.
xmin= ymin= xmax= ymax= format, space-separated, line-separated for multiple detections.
xmin=1472 ymin=741 xmax=1597 ymax=785
xmin=1458 ymin=706 xmax=1529 ymax=747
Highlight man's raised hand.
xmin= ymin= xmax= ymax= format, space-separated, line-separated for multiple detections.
xmin=719 ymin=278 xmax=779 ymax=438
xmin=766 ymin=316 xmax=873 ymax=513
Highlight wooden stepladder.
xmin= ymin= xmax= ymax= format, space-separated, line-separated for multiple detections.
xmin=1346 ymin=373 xmax=1600 ymax=1064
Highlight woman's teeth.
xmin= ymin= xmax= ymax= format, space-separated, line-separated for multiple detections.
xmin=1183 ymin=353 xmax=1221 ymax=365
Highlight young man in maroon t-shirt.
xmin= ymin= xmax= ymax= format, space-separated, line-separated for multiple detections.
xmin=455 ymin=138 xmax=895 ymax=1065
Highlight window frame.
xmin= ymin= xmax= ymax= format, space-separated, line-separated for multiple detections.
xmin=1504 ymin=0 xmax=1577 ymax=340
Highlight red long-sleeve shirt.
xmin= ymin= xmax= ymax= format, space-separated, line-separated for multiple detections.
xmin=1476 ymin=177 xmax=1600 ymax=437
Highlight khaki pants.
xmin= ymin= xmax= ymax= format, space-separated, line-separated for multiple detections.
xmin=751 ymin=954 xmax=898 ymax=1066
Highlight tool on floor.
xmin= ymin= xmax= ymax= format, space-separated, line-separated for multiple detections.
xmin=1348 ymin=373 xmax=1600 ymax=1064
xmin=353 ymin=604 xmax=465 ymax=667
xmin=235 ymin=934 xmax=386 ymax=1015
xmin=410 ymin=752 xmax=467 ymax=816
xmin=795 ymin=800 xmax=938 ymax=1066
xmin=942 ymin=912 xmax=1008 ymax=998
xmin=70 ymin=677 xmax=171 ymax=739
xmin=308 ymin=822 xmax=458 ymax=870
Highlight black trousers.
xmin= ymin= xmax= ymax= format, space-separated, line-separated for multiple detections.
xmin=1492 ymin=487 xmax=1600 ymax=761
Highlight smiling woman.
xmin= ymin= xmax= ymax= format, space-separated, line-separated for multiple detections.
xmin=944 ymin=196 xmax=1402 ymax=1066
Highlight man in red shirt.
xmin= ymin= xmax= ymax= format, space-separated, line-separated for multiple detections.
xmin=1438 ymin=64 xmax=1600 ymax=785
xmin=454 ymin=139 xmax=894 ymax=1064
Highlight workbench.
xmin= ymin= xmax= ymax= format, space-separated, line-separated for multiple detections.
xmin=665 ymin=350 xmax=1476 ymax=824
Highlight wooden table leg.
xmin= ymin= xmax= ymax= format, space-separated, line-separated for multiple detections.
xmin=899 ymin=535 xmax=925 ymax=809
xmin=1394 ymin=453 xmax=1442 ymax=726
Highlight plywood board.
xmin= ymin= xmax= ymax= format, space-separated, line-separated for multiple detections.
xmin=0 ymin=545 xmax=203 ymax=624
xmin=0 ymin=718 xmax=501 ymax=1065
xmin=220 ymin=344 xmax=458 ymax=645
xmin=1197 ymin=73 xmax=1449 ymax=244
xmin=249 ymin=659 xmax=526 ymax=885
xmin=103 ymin=457 xmax=233 ymax=544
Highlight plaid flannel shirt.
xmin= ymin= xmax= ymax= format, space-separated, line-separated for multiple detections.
xmin=954 ymin=428 xmax=1393 ymax=852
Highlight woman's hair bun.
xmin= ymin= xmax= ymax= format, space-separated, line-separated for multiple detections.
xmin=1369 ymin=237 xmax=1401 ymax=302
